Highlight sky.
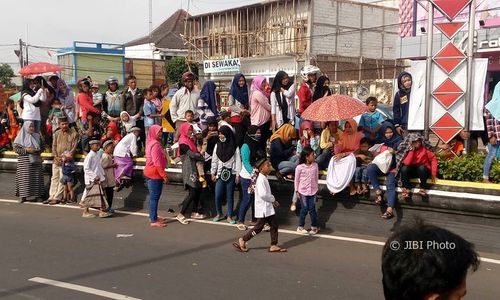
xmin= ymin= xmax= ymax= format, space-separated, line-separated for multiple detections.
xmin=0 ymin=0 xmax=264 ymax=71
xmin=0 ymin=0 xmax=381 ymax=72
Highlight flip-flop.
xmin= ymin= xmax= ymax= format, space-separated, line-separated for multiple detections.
xmin=269 ymin=246 xmax=287 ymax=253
xmin=232 ymin=242 xmax=248 ymax=252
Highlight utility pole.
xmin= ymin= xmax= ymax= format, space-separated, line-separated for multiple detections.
xmin=18 ymin=39 xmax=24 ymax=68
xmin=149 ymin=0 xmax=153 ymax=38
xmin=25 ymin=25 xmax=29 ymax=65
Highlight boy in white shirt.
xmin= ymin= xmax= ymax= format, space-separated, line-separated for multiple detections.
xmin=233 ymin=158 xmax=287 ymax=253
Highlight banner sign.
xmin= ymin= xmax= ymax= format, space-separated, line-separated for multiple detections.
xmin=203 ymin=58 xmax=241 ymax=73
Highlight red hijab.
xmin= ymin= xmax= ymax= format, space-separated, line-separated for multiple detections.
xmin=104 ymin=121 xmax=121 ymax=142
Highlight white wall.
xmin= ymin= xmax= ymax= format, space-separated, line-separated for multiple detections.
xmin=125 ymin=43 xmax=162 ymax=60
xmin=310 ymin=0 xmax=398 ymax=59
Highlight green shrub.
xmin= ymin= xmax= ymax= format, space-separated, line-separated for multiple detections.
xmin=438 ymin=153 xmax=488 ymax=182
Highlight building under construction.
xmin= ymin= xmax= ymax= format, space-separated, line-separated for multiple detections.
xmin=184 ymin=0 xmax=406 ymax=101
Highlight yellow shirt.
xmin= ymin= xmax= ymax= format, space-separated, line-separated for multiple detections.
xmin=320 ymin=128 xmax=340 ymax=150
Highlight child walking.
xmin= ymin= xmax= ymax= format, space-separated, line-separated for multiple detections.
xmin=101 ymin=140 xmax=117 ymax=213
xmin=294 ymin=147 xmax=320 ymax=235
xmin=79 ymin=139 xmax=111 ymax=218
xmin=233 ymin=158 xmax=287 ymax=253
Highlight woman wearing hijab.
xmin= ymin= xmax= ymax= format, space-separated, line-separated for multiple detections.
xmin=144 ymin=125 xmax=169 ymax=228
xmin=13 ymin=121 xmax=44 ymax=203
xmin=197 ymin=81 xmax=218 ymax=130
xmin=312 ymin=76 xmax=332 ymax=102
xmin=326 ymin=119 xmax=363 ymax=195
xmin=113 ymin=127 xmax=141 ymax=190
xmin=270 ymin=71 xmax=296 ymax=131
xmin=21 ymin=78 xmax=47 ymax=133
xmin=228 ymin=73 xmax=249 ymax=110
xmin=393 ymin=71 xmax=412 ymax=135
xmin=211 ymin=125 xmax=241 ymax=224
xmin=367 ymin=122 xmax=403 ymax=219
xmin=270 ymin=123 xmax=298 ymax=179
xmin=250 ymin=76 xmax=272 ymax=152
xmin=237 ymin=125 xmax=264 ymax=230
xmin=177 ymin=122 xmax=206 ymax=224
xmin=101 ymin=121 xmax=122 ymax=144
xmin=57 ymin=79 xmax=76 ymax=126
xmin=398 ymin=133 xmax=438 ymax=199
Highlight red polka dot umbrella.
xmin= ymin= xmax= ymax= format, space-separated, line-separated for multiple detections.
xmin=301 ymin=94 xmax=367 ymax=122
xmin=19 ymin=62 xmax=61 ymax=77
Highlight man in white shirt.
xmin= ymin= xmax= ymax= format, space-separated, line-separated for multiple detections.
xmin=170 ymin=72 xmax=200 ymax=142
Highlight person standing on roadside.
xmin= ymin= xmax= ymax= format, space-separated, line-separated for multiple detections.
xmin=144 ymin=125 xmax=169 ymax=228
xmin=47 ymin=117 xmax=79 ymax=205
xmin=122 ymin=75 xmax=144 ymax=148
xmin=170 ymin=72 xmax=200 ymax=142
xmin=21 ymin=77 xmax=47 ymax=133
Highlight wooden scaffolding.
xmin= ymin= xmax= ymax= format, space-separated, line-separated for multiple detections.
xmin=185 ymin=0 xmax=310 ymax=63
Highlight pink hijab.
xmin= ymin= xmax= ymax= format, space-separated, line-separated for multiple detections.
xmin=178 ymin=122 xmax=198 ymax=153
xmin=250 ymin=76 xmax=270 ymax=99
xmin=145 ymin=125 xmax=163 ymax=159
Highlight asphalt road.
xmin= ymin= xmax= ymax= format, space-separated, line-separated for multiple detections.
xmin=0 ymin=202 xmax=499 ymax=300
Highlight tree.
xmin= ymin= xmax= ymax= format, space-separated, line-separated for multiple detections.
xmin=165 ymin=57 xmax=198 ymax=86
xmin=0 ymin=64 xmax=15 ymax=88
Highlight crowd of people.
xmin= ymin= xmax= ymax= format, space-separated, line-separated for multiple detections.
xmin=6 ymin=65 xmax=500 ymax=242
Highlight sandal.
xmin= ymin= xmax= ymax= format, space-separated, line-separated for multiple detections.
xmin=232 ymin=238 xmax=248 ymax=252
xmin=236 ymin=223 xmax=247 ymax=231
xmin=212 ymin=215 xmax=224 ymax=222
xmin=269 ymin=245 xmax=287 ymax=253
xmin=176 ymin=214 xmax=189 ymax=225
xmin=374 ymin=189 xmax=384 ymax=205
xmin=381 ymin=210 xmax=394 ymax=220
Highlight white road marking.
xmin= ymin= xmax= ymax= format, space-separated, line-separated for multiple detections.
xmin=2 ymin=198 xmax=499 ymax=265
xmin=28 ymin=277 xmax=141 ymax=300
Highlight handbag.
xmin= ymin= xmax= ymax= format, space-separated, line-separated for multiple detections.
xmin=28 ymin=154 xmax=42 ymax=164
xmin=372 ymin=150 xmax=393 ymax=174
xmin=220 ymin=167 xmax=232 ymax=182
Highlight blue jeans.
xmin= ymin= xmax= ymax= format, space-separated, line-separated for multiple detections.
xmin=483 ymin=143 xmax=498 ymax=179
xmin=298 ymin=194 xmax=318 ymax=228
xmin=215 ymin=175 xmax=235 ymax=217
xmin=238 ymin=178 xmax=256 ymax=223
xmin=278 ymin=155 xmax=299 ymax=175
xmin=354 ymin=166 xmax=369 ymax=183
xmin=367 ymin=164 xmax=397 ymax=208
xmin=147 ymin=179 xmax=163 ymax=222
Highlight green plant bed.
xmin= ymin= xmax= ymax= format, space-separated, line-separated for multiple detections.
xmin=438 ymin=153 xmax=500 ymax=183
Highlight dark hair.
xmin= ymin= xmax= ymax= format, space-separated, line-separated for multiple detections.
xmin=127 ymin=75 xmax=137 ymax=82
xmin=87 ymin=111 xmax=100 ymax=120
xmin=142 ymin=88 xmax=152 ymax=95
xmin=366 ymin=96 xmax=378 ymax=105
xmin=359 ymin=137 xmax=373 ymax=146
xmin=6 ymin=99 xmax=14 ymax=107
xmin=382 ymin=219 xmax=479 ymax=300
xmin=299 ymin=146 xmax=314 ymax=164
xmin=185 ymin=110 xmax=194 ymax=116
xmin=49 ymin=75 xmax=59 ymax=82
xmin=255 ymin=158 xmax=269 ymax=170
xmin=150 ymin=85 xmax=160 ymax=93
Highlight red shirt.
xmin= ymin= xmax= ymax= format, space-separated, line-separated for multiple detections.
xmin=297 ymin=82 xmax=312 ymax=114
xmin=77 ymin=92 xmax=100 ymax=121
xmin=402 ymin=147 xmax=438 ymax=177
